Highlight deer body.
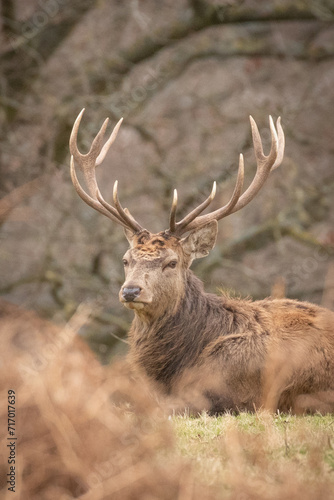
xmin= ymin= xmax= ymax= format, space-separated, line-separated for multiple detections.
xmin=69 ymin=110 xmax=334 ymax=414
xmin=123 ymin=231 xmax=334 ymax=414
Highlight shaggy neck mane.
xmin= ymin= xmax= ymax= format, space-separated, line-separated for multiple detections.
xmin=128 ymin=271 xmax=232 ymax=392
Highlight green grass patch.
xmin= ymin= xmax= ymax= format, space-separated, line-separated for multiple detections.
xmin=172 ymin=412 xmax=334 ymax=499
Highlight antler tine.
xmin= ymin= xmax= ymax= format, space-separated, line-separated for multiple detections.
xmin=70 ymin=156 xmax=128 ymax=227
xmin=172 ymin=182 xmax=217 ymax=235
xmin=113 ymin=181 xmax=143 ymax=232
xmin=95 ymin=181 xmax=143 ymax=232
xmin=176 ymin=154 xmax=244 ymax=234
xmin=96 ymin=186 xmax=141 ymax=232
xmin=169 ymin=189 xmax=178 ymax=233
xmin=96 ymin=118 xmax=123 ymax=166
xmin=228 ymin=115 xmax=282 ymax=213
xmin=271 ymin=117 xmax=285 ymax=170
xmin=168 ymin=116 xmax=284 ymax=236
xmin=70 ymin=109 xmax=144 ymax=232
xmin=70 ymin=108 xmax=109 ymax=198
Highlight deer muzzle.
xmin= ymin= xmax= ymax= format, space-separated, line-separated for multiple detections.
xmin=121 ymin=287 xmax=142 ymax=302
xmin=119 ymin=283 xmax=150 ymax=310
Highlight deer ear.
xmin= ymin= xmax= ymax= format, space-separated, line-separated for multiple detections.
xmin=181 ymin=220 xmax=218 ymax=264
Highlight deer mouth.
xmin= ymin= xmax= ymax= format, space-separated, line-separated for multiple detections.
xmin=120 ymin=296 xmax=152 ymax=310
xmin=122 ymin=300 xmax=146 ymax=310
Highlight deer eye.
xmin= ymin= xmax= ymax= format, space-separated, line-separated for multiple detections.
xmin=166 ymin=260 xmax=177 ymax=269
xmin=122 ymin=259 xmax=128 ymax=266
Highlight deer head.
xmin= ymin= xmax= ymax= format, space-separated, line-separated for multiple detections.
xmin=70 ymin=109 xmax=284 ymax=319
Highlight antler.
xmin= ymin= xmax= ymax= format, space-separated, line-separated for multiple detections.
xmin=168 ymin=115 xmax=285 ymax=236
xmin=70 ymin=109 xmax=143 ymax=233
xmin=70 ymin=111 xmax=284 ymax=239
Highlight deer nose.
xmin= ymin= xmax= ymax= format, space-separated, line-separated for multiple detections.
xmin=122 ymin=287 xmax=142 ymax=302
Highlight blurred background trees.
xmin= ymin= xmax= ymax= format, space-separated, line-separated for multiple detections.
xmin=1 ymin=0 xmax=334 ymax=361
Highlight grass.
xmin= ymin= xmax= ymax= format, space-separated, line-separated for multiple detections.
xmin=172 ymin=412 xmax=334 ymax=499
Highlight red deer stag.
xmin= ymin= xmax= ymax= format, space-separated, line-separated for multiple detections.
xmin=69 ymin=109 xmax=334 ymax=414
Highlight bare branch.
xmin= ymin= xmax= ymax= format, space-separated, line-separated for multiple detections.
xmin=110 ymin=1 xmax=332 ymax=76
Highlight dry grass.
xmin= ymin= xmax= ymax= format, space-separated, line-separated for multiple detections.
xmin=0 ymin=300 xmax=212 ymax=499
xmin=1 ymin=299 xmax=333 ymax=499
xmin=173 ymin=412 xmax=334 ymax=499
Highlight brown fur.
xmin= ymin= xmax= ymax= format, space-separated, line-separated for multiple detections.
xmin=121 ymin=229 xmax=334 ymax=415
